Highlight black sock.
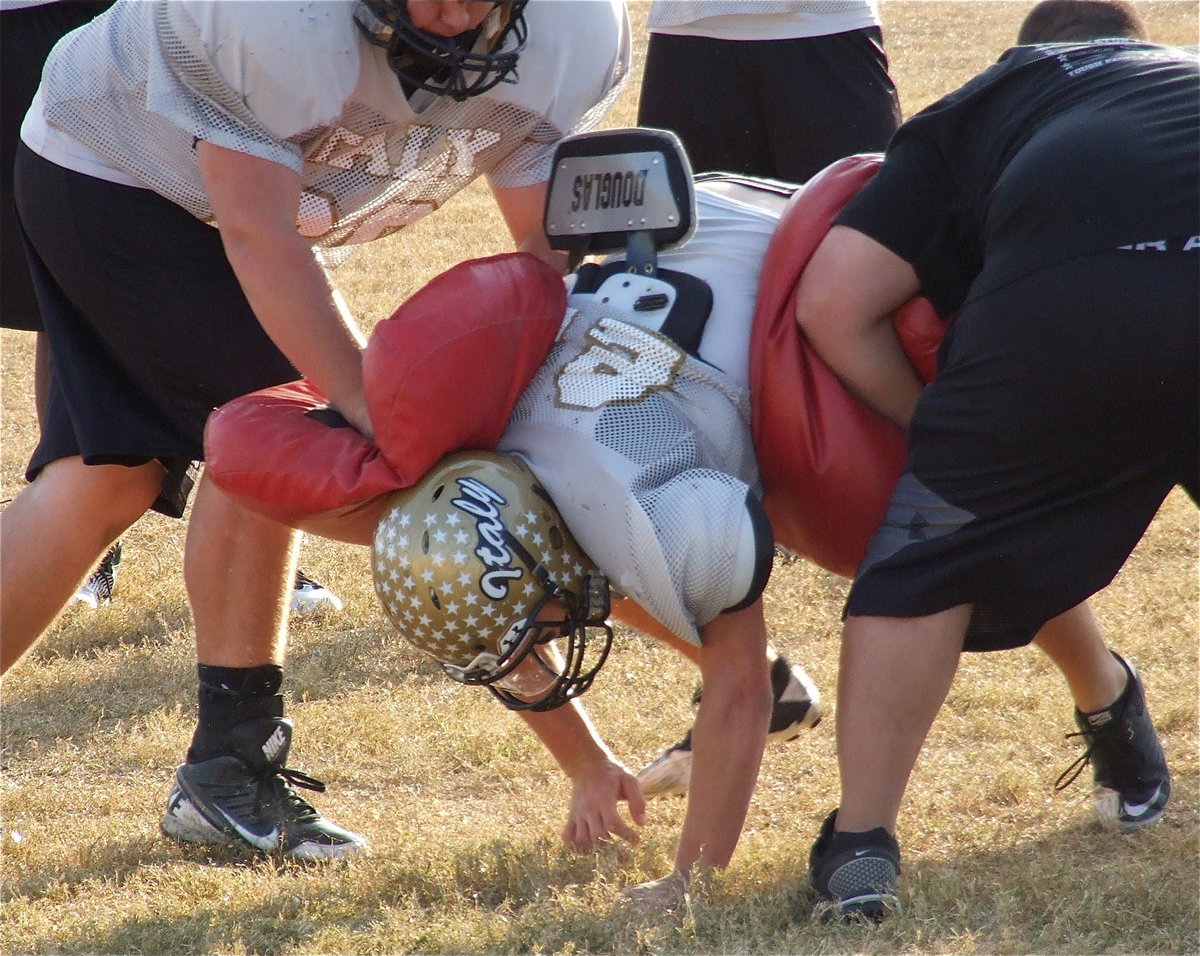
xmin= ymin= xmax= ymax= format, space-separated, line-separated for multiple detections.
xmin=187 ymin=664 xmax=284 ymax=762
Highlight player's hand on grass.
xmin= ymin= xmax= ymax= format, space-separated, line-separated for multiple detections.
xmin=617 ymin=869 xmax=690 ymax=911
xmin=561 ymin=757 xmax=646 ymax=851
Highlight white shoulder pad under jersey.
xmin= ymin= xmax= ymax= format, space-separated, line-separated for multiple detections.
xmin=496 ymin=185 xmax=782 ymax=643
xmin=484 ymin=0 xmax=632 ymax=184
xmin=164 ymin=1 xmax=362 ymax=142
xmin=660 ymin=182 xmax=784 ymax=387
xmin=35 ymin=0 xmax=628 ymax=246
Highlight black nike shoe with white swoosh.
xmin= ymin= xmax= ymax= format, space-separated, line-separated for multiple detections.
xmin=808 ymin=809 xmax=901 ymax=921
xmin=1054 ymin=653 xmax=1170 ymax=832
xmin=161 ymin=717 xmax=366 ymax=860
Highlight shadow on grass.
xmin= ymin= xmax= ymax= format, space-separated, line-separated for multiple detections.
xmin=24 ymin=596 xmax=195 ymax=664
xmin=17 ymin=783 xmax=1199 ymax=956
xmin=14 ymin=836 xmax=646 ymax=956
xmin=2 ymin=835 xmax=262 ymax=901
xmin=2 ymin=603 xmax=442 ymax=755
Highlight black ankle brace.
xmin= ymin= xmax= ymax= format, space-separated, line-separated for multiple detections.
xmin=188 ymin=664 xmax=285 ymax=762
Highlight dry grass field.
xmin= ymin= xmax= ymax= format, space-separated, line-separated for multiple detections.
xmin=2 ymin=3 xmax=1198 ymax=954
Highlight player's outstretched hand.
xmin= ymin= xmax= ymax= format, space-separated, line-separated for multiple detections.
xmin=561 ymin=757 xmax=647 ymax=851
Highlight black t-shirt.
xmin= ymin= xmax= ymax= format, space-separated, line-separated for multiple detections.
xmin=837 ymin=41 xmax=1200 ymax=317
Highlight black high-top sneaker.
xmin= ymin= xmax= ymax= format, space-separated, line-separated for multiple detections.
xmin=1055 ymin=653 xmax=1170 ymax=831
xmin=162 ymin=716 xmax=367 ymax=860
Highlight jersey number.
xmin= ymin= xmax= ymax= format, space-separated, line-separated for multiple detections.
xmin=555 ymin=316 xmax=685 ymax=410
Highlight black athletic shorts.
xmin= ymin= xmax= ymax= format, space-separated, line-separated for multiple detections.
xmin=14 ymin=145 xmax=299 ymax=517
xmin=1 ymin=1 xmax=113 ymax=331
xmin=846 ymin=249 xmax=1199 ymax=651
xmin=637 ymin=27 xmax=900 ymax=183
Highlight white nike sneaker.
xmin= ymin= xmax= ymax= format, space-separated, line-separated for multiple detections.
xmin=637 ymin=653 xmax=822 ymax=798
xmin=290 ymin=570 xmax=344 ymax=614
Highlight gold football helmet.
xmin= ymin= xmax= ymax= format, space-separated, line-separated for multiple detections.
xmin=371 ymin=451 xmax=612 ymax=711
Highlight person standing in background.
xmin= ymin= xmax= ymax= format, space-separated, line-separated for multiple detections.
xmin=1 ymin=0 xmax=126 ymax=608
xmin=637 ymin=0 xmax=900 ymax=183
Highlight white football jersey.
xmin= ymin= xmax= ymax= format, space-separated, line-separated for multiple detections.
xmin=498 ymin=184 xmax=785 ymax=643
xmin=25 ymin=0 xmax=629 ymax=247
xmin=647 ymin=1 xmax=880 ymax=41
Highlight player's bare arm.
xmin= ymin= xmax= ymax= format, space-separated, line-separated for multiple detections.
xmin=197 ymin=141 xmax=373 ymax=438
xmin=517 ymin=702 xmax=646 ymax=850
xmin=794 ymin=224 xmax=922 ymax=430
xmin=493 ymin=181 xmax=570 ymax=272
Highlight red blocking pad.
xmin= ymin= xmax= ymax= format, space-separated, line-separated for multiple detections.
xmin=204 ymin=378 xmax=405 ymax=526
xmin=205 ymin=252 xmax=566 ymax=529
xmin=364 ymin=252 xmax=566 ymax=484
xmin=749 ymin=154 xmax=947 ymax=577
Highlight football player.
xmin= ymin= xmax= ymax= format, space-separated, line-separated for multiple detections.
xmin=1 ymin=0 xmax=629 ymax=864
xmin=200 ymin=130 xmax=813 ymax=897
xmin=371 ymin=118 xmax=1181 ymax=907
xmin=373 ymin=158 xmax=804 ymax=903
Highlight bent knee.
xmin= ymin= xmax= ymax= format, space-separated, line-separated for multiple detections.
xmin=34 ymin=457 xmax=165 ymax=527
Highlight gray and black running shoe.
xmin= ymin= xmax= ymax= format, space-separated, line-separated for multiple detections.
xmin=808 ymin=808 xmax=901 ymax=922
xmin=161 ymin=716 xmax=366 ymax=860
xmin=1055 ymin=653 xmax=1170 ymax=832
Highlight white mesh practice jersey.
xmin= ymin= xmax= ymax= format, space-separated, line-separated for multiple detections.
xmin=646 ymin=1 xmax=880 ymax=41
xmin=498 ymin=184 xmax=785 ymax=644
xmin=24 ymin=0 xmax=629 ymax=247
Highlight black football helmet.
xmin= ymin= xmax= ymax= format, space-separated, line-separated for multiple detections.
xmin=354 ymin=1 xmax=529 ymax=101
xmin=372 ymin=452 xmax=613 ymax=711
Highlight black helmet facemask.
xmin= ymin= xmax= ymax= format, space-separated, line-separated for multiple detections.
xmin=354 ymin=0 xmax=529 ymax=101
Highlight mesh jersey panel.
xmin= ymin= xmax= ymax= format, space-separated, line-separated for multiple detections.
xmin=498 ymin=297 xmax=759 ymax=644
